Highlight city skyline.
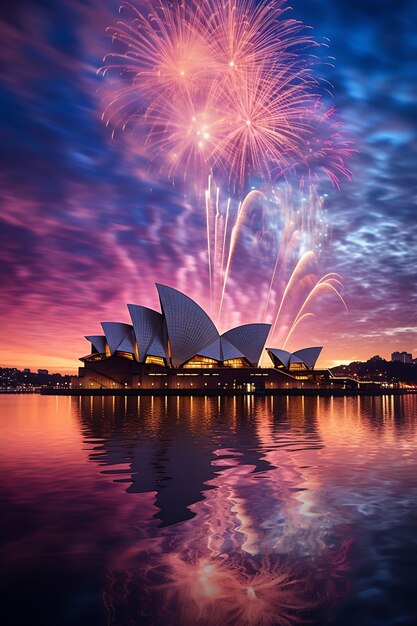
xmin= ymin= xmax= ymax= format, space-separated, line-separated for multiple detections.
xmin=0 ymin=0 xmax=416 ymax=373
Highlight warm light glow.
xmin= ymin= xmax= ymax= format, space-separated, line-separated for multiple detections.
xmin=223 ymin=358 xmax=248 ymax=368
xmin=183 ymin=355 xmax=218 ymax=368
xmin=289 ymin=362 xmax=307 ymax=371
xmin=115 ymin=351 xmax=134 ymax=360
xmin=145 ymin=355 xmax=166 ymax=366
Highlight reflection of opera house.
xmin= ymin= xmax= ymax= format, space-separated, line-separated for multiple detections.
xmin=74 ymin=284 xmax=350 ymax=392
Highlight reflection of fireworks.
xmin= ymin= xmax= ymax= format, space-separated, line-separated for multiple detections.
xmin=101 ymin=0 xmax=353 ymax=189
xmin=160 ymin=553 xmax=314 ymax=626
xmin=88 ymin=396 xmax=356 ymax=626
xmin=105 ymin=552 xmax=316 ymax=626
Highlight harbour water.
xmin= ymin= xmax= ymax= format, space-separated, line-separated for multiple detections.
xmin=1 ymin=394 xmax=417 ymax=625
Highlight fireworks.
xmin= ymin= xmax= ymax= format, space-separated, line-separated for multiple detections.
xmin=101 ymin=0 xmax=353 ymax=344
xmin=203 ymin=179 xmax=345 ymax=344
xmin=288 ymin=103 xmax=355 ymax=189
xmin=100 ymin=0 xmax=353 ymax=189
xmin=159 ymin=553 xmax=313 ymax=626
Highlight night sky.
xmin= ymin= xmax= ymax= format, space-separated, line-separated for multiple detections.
xmin=1 ymin=0 xmax=416 ymax=372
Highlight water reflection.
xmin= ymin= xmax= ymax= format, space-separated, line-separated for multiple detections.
xmin=77 ymin=395 xmax=385 ymax=625
xmin=1 ymin=394 xmax=417 ymax=625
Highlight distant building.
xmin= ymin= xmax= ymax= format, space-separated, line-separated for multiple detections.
xmin=37 ymin=369 xmax=49 ymax=375
xmin=23 ymin=368 xmax=31 ymax=373
xmin=391 ymin=351 xmax=413 ymax=364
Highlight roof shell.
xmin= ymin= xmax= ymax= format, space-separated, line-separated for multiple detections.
xmin=289 ymin=354 xmax=304 ymax=365
xmin=117 ymin=329 xmax=135 ymax=354
xmin=292 ymin=347 xmax=322 ymax=369
xmin=267 ymin=348 xmax=292 ymax=368
xmin=101 ymin=322 xmax=134 ymax=355
xmin=267 ymin=346 xmax=323 ymax=369
xmin=147 ymin=333 xmax=168 ymax=359
xmin=85 ymin=335 xmax=107 ymax=354
xmin=127 ymin=304 xmax=167 ymax=361
xmin=222 ymin=323 xmax=271 ymax=366
xmin=156 ymin=284 xmax=219 ymax=367
xmin=195 ymin=336 xmax=246 ymax=362
xmin=220 ymin=337 xmax=246 ymax=361
xmin=198 ymin=337 xmax=222 ymax=361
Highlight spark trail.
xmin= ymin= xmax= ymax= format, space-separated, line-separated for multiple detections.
xmin=204 ymin=179 xmax=345 ymax=346
xmin=102 ymin=0 xmax=354 ymax=349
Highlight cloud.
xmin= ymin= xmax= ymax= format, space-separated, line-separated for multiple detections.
xmin=0 ymin=0 xmax=416 ymax=369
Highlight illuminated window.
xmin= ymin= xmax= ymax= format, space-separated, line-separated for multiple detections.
xmin=115 ymin=351 xmax=134 ymax=360
xmin=183 ymin=356 xmax=218 ymax=369
xmin=145 ymin=355 xmax=166 ymax=366
xmin=289 ymin=362 xmax=307 ymax=371
xmin=223 ymin=358 xmax=248 ymax=368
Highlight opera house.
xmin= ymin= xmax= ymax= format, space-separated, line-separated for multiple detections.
xmin=73 ymin=284 xmax=343 ymax=392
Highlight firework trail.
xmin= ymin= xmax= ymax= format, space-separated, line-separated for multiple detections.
xmin=203 ymin=179 xmax=342 ymax=346
xmin=101 ymin=0 xmax=354 ymax=346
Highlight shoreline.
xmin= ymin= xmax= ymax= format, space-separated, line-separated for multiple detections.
xmin=38 ymin=388 xmax=417 ymax=397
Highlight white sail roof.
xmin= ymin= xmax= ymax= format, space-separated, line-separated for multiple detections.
xmin=220 ymin=337 xmax=246 ymax=361
xmin=147 ymin=333 xmax=168 ymax=359
xmin=267 ymin=348 xmax=292 ymax=368
xmin=198 ymin=337 xmax=222 ymax=361
xmin=127 ymin=304 xmax=167 ymax=361
xmin=85 ymin=335 xmax=107 ymax=354
xmin=222 ymin=323 xmax=271 ymax=366
xmin=156 ymin=284 xmax=219 ymax=367
xmin=84 ymin=286 xmax=322 ymax=371
xmin=117 ymin=329 xmax=135 ymax=354
xmin=267 ymin=346 xmax=323 ymax=369
xmin=292 ymin=347 xmax=322 ymax=369
xmin=101 ymin=322 xmax=133 ymax=355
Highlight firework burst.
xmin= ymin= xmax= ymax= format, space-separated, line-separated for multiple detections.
xmin=101 ymin=0 xmax=353 ymax=341
xmin=289 ymin=103 xmax=355 ymax=189
xmin=100 ymin=0 xmax=331 ymax=188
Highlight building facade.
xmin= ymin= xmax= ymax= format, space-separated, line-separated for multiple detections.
xmin=391 ymin=351 xmax=413 ymax=364
xmin=73 ymin=284 xmax=352 ymax=392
